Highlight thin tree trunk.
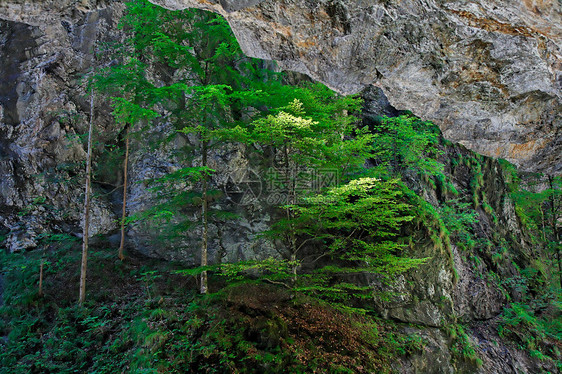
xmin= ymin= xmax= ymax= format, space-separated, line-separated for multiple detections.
xmin=552 ymin=191 xmax=561 ymax=289
xmin=283 ymin=145 xmax=298 ymax=283
xmin=79 ymin=90 xmax=94 ymax=305
xmin=556 ymin=224 xmax=561 ymax=289
xmin=540 ymin=207 xmax=546 ymax=242
xmin=118 ymin=126 xmax=130 ymax=261
xmin=289 ymin=172 xmax=297 ymax=283
xmin=200 ymin=139 xmax=209 ymax=294
xmin=554 ymin=219 xmax=562 ymax=289
xmin=290 ymin=252 xmax=297 ymax=283
xmin=547 ymin=175 xmax=562 ymax=288
xmin=38 ymin=259 xmax=44 ymax=297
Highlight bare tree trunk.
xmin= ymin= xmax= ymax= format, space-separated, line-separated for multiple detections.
xmin=38 ymin=259 xmax=44 ymax=297
xmin=118 ymin=126 xmax=130 ymax=261
xmin=283 ymin=145 xmax=298 ymax=283
xmin=547 ymin=175 xmax=562 ymax=288
xmin=540 ymin=207 xmax=546 ymax=242
xmin=200 ymin=140 xmax=209 ymax=294
xmin=79 ymin=90 xmax=94 ymax=305
xmin=554 ymin=223 xmax=562 ymax=290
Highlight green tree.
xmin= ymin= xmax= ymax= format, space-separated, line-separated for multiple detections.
xmin=97 ymin=0 xmax=274 ymax=293
xmin=290 ymin=177 xmax=427 ymax=302
xmin=371 ymin=115 xmax=443 ymax=178
xmin=93 ymin=57 xmax=158 ymax=260
xmin=176 ymin=85 xmax=265 ymax=293
xmin=236 ymin=93 xmax=370 ymax=280
xmin=110 ymin=99 xmax=158 ymax=260
xmin=96 ymin=1 xmax=427 ymax=301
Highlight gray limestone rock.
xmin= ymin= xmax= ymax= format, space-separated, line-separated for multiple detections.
xmin=149 ymin=0 xmax=562 ymax=174
xmin=0 ymin=6 xmax=123 ymax=250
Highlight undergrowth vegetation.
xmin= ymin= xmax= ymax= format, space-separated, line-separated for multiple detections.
xmin=498 ymin=302 xmax=562 ymax=367
xmin=0 ymin=240 xmax=422 ymax=373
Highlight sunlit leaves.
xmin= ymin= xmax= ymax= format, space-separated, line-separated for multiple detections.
xmin=292 ymin=178 xmax=425 ymax=284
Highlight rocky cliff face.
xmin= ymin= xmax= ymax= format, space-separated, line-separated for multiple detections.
xmin=0 ymin=1 xmax=559 ymax=372
xmin=150 ymin=0 xmax=562 ymax=175
xmin=1 ymin=0 xmax=560 ymax=170
xmin=359 ymin=91 xmax=557 ymax=372
xmin=0 ymin=4 xmax=125 ymax=251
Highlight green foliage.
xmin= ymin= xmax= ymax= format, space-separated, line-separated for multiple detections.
xmin=111 ymin=97 xmax=159 ymax=126
xmin=498 ymin=302 xmax=562 ymax=365
xmin=216 ymin=178 xmax=428 ymax=305
xmin=511 ymin=176 xmax=560 ymax=234
xmin=498 ymin=158 xmax=521 ymax=193
xmin=440 ymin=199 xmax=479 ymax=251
xmin=0 ymin=245 xmax=423 ymax=373
xmin=244 ymin=96 xmax=370 ymax=173
xmin=444 ymin=324 xmax=483 ymax=367
xmin=371 ymin=115 xmax=444 ymax=178
xmin=288 ymin=178 xmax=427 ymax=299
xmin=218 ymin=258 xmax=296 ymax=283
xmin=507 ymin=172 xmax=562 ymax=289
xmin=0 ymin=237 xmax=196 ymax=373
xmin=96 ymin=1 xmax=429 ymax=308
xmin=216 ymin=84 xmax=429 ymax=304
xmin=4 ymin=1 xmax=562 ymax=372
xmin=403 ymin=189 xmax=459 ymax=283
xmin=94 ymin=0 xmax=273 ymax=251
xmin=128 ymin=284 xmax=423 ymax=373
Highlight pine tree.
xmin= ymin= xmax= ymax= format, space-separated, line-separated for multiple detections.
xmin=93 ymin=58 xmax=157 ymax=261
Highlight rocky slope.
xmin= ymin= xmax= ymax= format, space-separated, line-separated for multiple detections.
xmin=0 ymin=5 xmax=125 ymax=251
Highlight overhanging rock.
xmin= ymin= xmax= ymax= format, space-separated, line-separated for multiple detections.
xmin=152 ymin=0 xmax=562 ymax=174
xmin=0 ymin=0 xmax=560 ymax=173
